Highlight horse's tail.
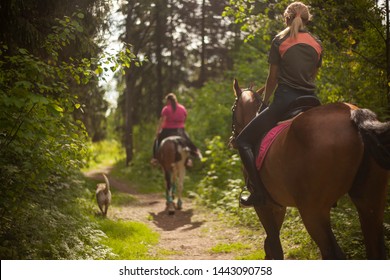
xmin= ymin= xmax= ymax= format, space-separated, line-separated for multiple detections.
xmin=351 ymin=108 xmax=390 ymax=169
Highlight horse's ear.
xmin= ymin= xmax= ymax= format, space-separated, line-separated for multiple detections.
xmin=233 ymin=79 xmax=241 ymax=98
xmin=256 ymin=86 xmax=265 ymax=96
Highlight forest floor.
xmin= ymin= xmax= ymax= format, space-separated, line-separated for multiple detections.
xmin=84 ymin=166 xmax=262 ymax=260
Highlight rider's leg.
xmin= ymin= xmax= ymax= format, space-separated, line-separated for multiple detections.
xmin=179 ymin=129 xmax=202 ymax=159
xmin=236 ymin=107 xmax=279 ymax=207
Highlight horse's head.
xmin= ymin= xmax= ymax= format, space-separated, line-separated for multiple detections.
xmin=229 ymin=79 xmax=264 ymax=148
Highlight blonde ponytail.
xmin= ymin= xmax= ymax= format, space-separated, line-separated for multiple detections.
xmin=277 ymin=2 xmax=312 ymax=39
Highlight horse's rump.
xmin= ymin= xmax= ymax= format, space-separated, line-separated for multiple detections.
xmin=158 ymin=136 xmax=188 ymax=167
xmin=261 ymin=103 xmax=365 ymax=207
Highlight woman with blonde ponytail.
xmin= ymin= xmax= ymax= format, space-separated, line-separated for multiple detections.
xmin=236 ymin=2 xmax=323 ymax=207
xmin=278 ymin=1 xmax=312 ymax=39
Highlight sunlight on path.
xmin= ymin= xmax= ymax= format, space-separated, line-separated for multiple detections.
xmin=84 ymin=166 xmax=260 ymax=260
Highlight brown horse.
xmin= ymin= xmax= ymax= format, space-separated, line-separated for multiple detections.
xmin=157 ymin=136 xmax=190 ymax=215
xmin=231 ymin=79 xmax=389 ymax=259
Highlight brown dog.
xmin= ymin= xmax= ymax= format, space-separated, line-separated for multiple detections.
xmin=96 ymin=173 xmax=111 ymax=217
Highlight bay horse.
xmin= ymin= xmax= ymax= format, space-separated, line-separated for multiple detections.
xmin=157 ymin=136 xmax=190 ymax=215
xmin=231 ymin=79 xmax=389 ymax=259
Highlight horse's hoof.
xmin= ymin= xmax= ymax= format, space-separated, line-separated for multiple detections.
xmin=177 ymin=200 xmax=182 ymax=210
xmin=168 ymin=210 xmax=175 ymax=215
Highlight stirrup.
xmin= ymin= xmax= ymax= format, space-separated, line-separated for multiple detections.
xmin=239 ymin=187 xmax=252 ymax=208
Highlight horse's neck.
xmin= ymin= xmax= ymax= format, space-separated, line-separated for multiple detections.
xmin=241 ymin=91 xmax=259 ymax=124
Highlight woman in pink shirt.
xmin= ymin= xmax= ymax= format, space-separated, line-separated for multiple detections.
xmin=152 ymin=93 xmax=200 ymax=164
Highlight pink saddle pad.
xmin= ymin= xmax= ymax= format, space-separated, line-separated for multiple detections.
xmin=256 ymin=121 xmax=292 ymax=170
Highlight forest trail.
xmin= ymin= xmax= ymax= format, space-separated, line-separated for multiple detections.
xmin=84 ymin=166 xmax=258 ymax=260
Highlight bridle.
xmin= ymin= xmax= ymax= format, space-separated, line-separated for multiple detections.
xmin=229 ymin=87 xmax=263 ymax=148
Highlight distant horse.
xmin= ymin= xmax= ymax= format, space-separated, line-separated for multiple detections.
xmin=157 ymin=136 xmax=190 ymax=215
xmin=230 ymin=79 xmax=389 ymax=259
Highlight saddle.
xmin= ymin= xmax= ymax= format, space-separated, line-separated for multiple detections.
xmin=256 ymin=95 xmax=321 ymax=170
xmin=280 ymin=95 xmax=321 ymax=121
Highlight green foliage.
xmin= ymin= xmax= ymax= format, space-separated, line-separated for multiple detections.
xmin=0 ymin=6 xmax=138 ymax=259
xmin=97 ymin=219 xmax=159 ymax=260
xmin=196 ymin=136 xmax=241 ymax=205
xmin=195 ymin=136 xmax=260 ymax=227
xmin=182 ymin=82 xmax=233 ymax=144
xmin=0 ymin=32 xmax=91 ymax=223
xmin=105 ymin=122 xmax=166 ymax=194
xmin=0 ymin=172 xmax=114 ymax=259
xmin=86 ymin=139 xmax=125 ymax=170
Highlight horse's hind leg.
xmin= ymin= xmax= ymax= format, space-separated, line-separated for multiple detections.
xmin=254 ymin=205 xmax=286 ymax=260
xmin=349 ymin=159 xmax=387 ymax=259
xmin=164 ymin=170 xmax=175 ymax=215
xmin=299 ymin=206 xmax=345 ymax=259
xmin=176 ymin=162 xmax=186 ymax=210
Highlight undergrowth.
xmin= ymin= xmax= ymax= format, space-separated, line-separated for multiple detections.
xmin=0 ymin=172 xmax=115 ymax=259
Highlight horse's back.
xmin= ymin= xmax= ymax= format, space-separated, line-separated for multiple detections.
xmin=262 ymin=103 xmax=365 ymax=207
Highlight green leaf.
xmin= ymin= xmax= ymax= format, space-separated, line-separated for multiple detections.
xmin=52 ymin=104 xmax=64 ymax=112
xmin=95 ymin=67 xmax=103 ymax=75
xmin=30 ymin=94 xmax=49 ymax=105
xmin=18 ymin=48 xmax=28 ymax=55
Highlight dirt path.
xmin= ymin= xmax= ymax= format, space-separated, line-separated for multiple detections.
xmin=84 ymin=167 xmax=258 ymax=260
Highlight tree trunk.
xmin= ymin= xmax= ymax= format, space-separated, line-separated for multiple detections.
xmin=155 ymin=0 xmax=165 ymax=118
xmin=124 ymin=1 xmax=135 ymax=166
xmin=124 ymin=70 xmax=134 ymax=166
xmin=198 ymin=0 xmax=206 ymax=87
xmin=386 ymin=0 xmax=390 ymax=108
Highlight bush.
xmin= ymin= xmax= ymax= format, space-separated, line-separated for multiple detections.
xmin=0 ymin=172 xmax=114 ymax=259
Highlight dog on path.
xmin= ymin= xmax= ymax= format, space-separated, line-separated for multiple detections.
xmin=96 ymin=173 xmax=111 ymax=217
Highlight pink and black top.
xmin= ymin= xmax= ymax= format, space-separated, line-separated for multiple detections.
xmin=269 ymin=30 xmax=323 ymax=92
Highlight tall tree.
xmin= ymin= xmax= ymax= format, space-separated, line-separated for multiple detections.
xmin=119 ymin=0 xmax=235 ymax=163
xmin=0 ymin=0 xmax=111 ymax=140
xmin=386 ymin=0 xmax=390 ymax=103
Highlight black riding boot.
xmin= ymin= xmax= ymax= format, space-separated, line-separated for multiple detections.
xmin=238 ymin=147 xmax=267 ymax=207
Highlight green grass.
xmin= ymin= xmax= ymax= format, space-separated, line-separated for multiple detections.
xmin=110 ymin=189 xmax=137 ymax=207
xmin=210 ymin=242 xmax=251 ymax=254
xmin=83 ymin=176 xmax=160 ymax=260
xmin=237 ymin=250 xmax=266 ymax=260
xmin=97 ymin=218 xmax=159 ymax=260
